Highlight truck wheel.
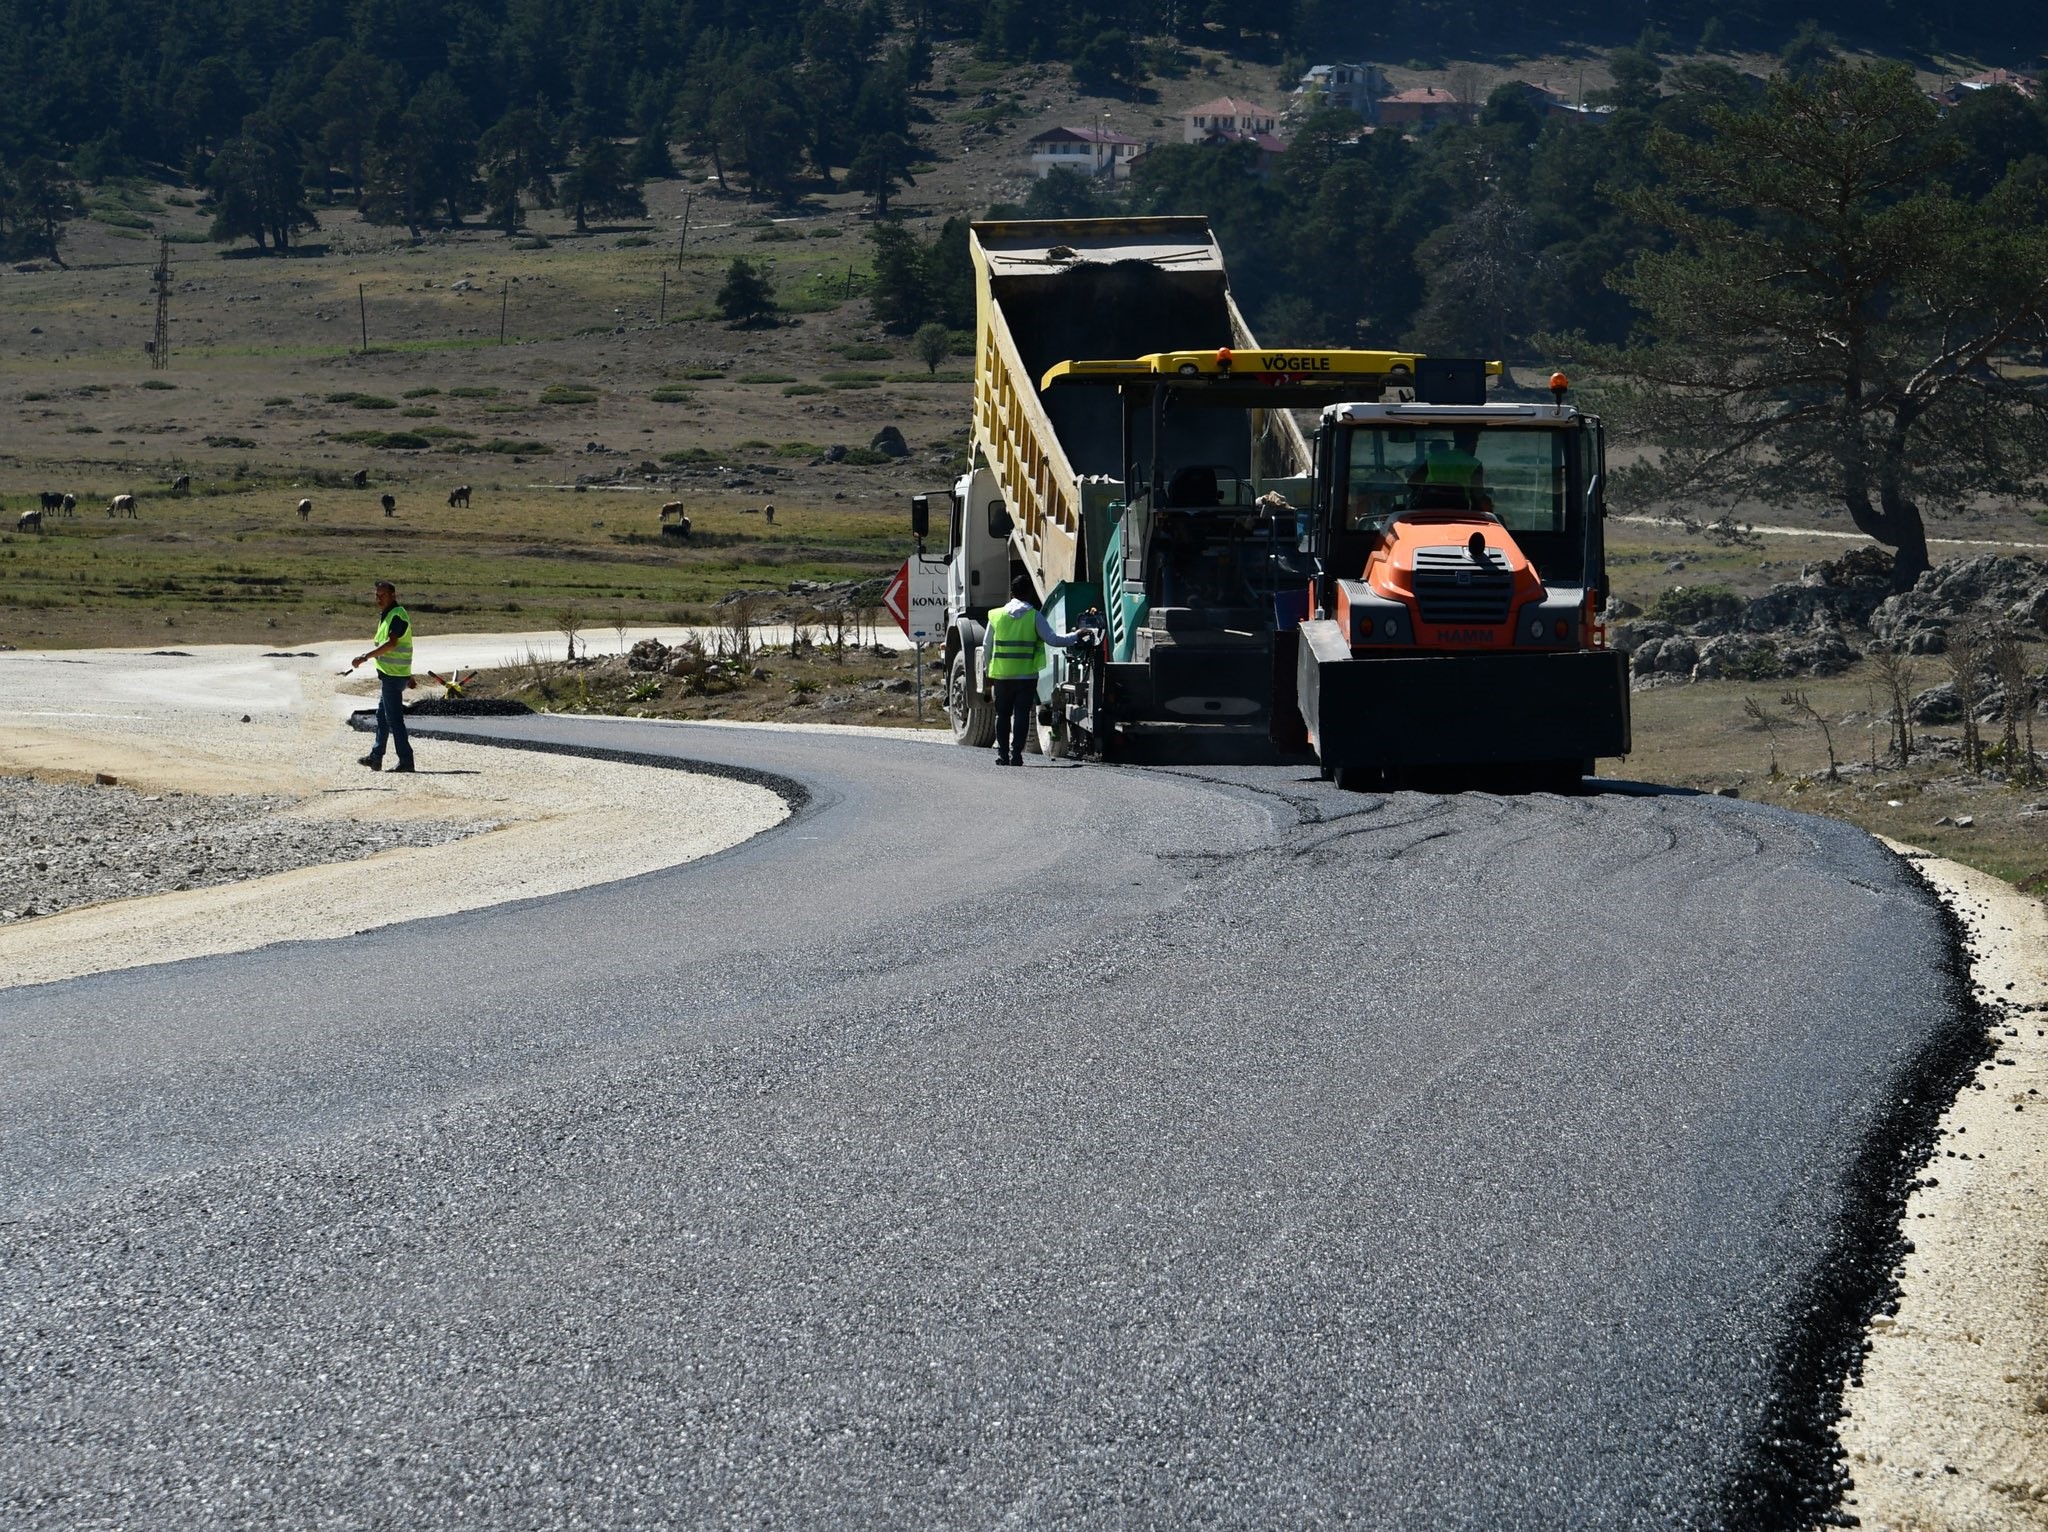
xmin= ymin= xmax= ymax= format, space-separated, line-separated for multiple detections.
xmin=946 ymin=650 xmax=994 ymax=748
xmin=1334 ymin=764 xmax=1387 ymax=793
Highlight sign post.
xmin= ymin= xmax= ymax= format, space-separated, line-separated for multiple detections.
xmin=886 ymin=560 xmax=949 ymax=726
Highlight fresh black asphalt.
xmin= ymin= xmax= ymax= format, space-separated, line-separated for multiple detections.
xmin=0 ymin=716 xmax=1977 ymax=1529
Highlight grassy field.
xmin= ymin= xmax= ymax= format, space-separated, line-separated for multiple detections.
xmin=0 ymin=491 xmax=903 ymax=648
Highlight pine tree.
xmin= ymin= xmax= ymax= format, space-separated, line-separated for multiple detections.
xmin=717 ymin=257 xmax=777 ymax=325
xmin=1590 ymin=63 xmax=2048 ymax=590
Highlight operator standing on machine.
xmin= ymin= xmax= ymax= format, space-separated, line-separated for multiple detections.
xmin=985 ymin=574 xmax=1093 ymax=767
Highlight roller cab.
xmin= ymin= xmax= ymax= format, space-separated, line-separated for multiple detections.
xmin=1289 ymin=396 xmax=1632 ymax=785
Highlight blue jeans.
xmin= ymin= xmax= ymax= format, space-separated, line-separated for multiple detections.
xmin=371 ymin=672 xmax=413 ymax=766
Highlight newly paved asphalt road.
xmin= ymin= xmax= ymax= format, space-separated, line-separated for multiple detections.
xmin=1 ymin=718 xmax=1973 ymax=1529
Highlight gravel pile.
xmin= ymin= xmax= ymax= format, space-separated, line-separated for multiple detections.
xmin=1 ymin=775 xmax=487 ymax=923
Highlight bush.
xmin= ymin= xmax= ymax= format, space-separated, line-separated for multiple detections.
xmin=616 ymin=233 xmax=653 ymax=247
xmin=680 ymin=368 xmax=726 ymax=380
xmin=1648 ymin=584 xmax=1744 ymax=624
xmin=475 ymin=438 xmax=553 ymax=454
xmin=324 ymin=391 xmax=397 ymax=409
xmin=737 ymin=372 xmax=795 ymax=384
xmin=447 ymin=385 xmax=500 ymax=398
xmin=204 ymin=434 xmax=256 ymax=448
xmin=836 ymin=343 xmax=893 ymax=360
xmin=820 ymin=370 xmax=886 ymax=383
xmin=782 ymin=383 xmax=827 ymax=396
xmin=401 ymin=406 xmax=439 ymax=417
xmin=539 ymin=384 xmax=600 ymax=405
xmin=402 ymin=386 xmax=441 ymax=398
xmin=660 ymin=447 xmax=719 ymax=464
xmin=336 ymin=429 xmax=431 ymax=449
xmin=139 ymin=379 xmax=176 ymax=390
xmin=649 ymin=386 xmax=696 ymax=402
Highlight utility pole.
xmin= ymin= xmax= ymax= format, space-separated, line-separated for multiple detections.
xmin=660 ymin=269 xmax=668 ymax=324
xmin=149 ymin=236 xmax=171 ymax=369
xmin=677 ymin=192 xmax=693 ymax=268
xmin=358 ymin=283 xmax=368 ymax=355
xmin=500 ymin=282 xmax=509 ymax=344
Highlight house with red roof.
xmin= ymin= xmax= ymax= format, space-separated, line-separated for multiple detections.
xmin=1026 ymin=125 xmax=1145 ymax=180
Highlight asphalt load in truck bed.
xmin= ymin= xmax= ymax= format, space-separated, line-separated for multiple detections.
xmin=0 ymin=717 xmax=1974 ymax=1531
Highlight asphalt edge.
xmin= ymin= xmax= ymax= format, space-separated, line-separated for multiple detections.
xmin=403 ymin=721 xmax=816 ymax=817
xmin=1717 ymin=850 xmax=1995 ymax=1530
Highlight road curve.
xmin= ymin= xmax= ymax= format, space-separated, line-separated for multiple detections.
xmin=0 ymin=717 xmax=1978 ymax=1529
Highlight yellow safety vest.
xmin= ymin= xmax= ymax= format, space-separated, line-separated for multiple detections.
xmin=374 ymin=604 xmax=413 ymax=677
xmin=986 ymin=606 xmax=1046 ymax=680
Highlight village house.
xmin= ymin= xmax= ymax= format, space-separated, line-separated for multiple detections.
xmin=1182 ymin=96 xmax=1280 ymax=143
xmin=1025 ymin=125 xmax=1144 ymax=180
xmin=1293 ymin=63 xmax=1388 ymax=122
xmin=1376 ymin=85 xmax=1465 ymax=131
xmin=1939 ymin=68 xmax=2041 ymax=107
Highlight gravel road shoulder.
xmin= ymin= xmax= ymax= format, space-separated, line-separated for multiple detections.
xmin=0 ymin=643 xmax=789 ymax=990
xmin=1837 ymin=848 xmax=2048 ymax=1529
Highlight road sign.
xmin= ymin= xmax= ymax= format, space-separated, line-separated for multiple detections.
xmin=885 ymin=560 xmax=949 ymax=640
xmin=884 ymin=563 xmax=911 ymax=634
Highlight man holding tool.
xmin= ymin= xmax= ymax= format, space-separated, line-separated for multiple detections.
xmin=347 ymin=580 xmax=416 ymax=773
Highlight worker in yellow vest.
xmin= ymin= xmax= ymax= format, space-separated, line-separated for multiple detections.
xmin=1412 ymin=428 xmax=1491 ymax=512
xmin=348 ymin=579 xmax=416 ymax=773
xmin=985 ymin=574 xmax=1096 ymax=767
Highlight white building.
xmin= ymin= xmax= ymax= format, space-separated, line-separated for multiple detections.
xmin=1026 ymin=125 xmax=1144 ymax=180
xmin=1182 ymin=96 xmax=1280 ymax=144
xmin=1294 ymin=63 xmax=1388 ymax=121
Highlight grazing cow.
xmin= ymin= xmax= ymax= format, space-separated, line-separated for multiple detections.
xmin=381 ymin=493 xmax=397 ymax=517
xmin=17 ymin=509 xmax=43 ymax=534
xmin=297 ymin=498 xmax=313 ymax=520
xmin=763 ymin=503 xmax=775 ymax=525
xmin=38 ymin=490 xmax=64 ymax=514
xmin=660 ymin=501 xmax=687 ymax=522
xmin=447 ymin=484 xmax=471 ymax=508
xmin=351 ymin=469 xmax=369 ymax=489
xmin=170 ymin=473 xmax=190 ymax=495
xmin=109 ymin=493 xmax=136 ymax=518
xmin=60 ymin=493 xmax=75 ymax=517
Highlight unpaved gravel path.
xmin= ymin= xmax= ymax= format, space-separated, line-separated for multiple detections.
xmin=0 ymin=634 xmax=813 ymax=988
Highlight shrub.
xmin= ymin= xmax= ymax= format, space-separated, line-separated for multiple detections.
xmin=660 ymin=447 xmax=719 ymax=464
xmin=1648 ymin=584 xmax=1744 ymax=624
xmin=402 ymin=386 xmax=441 ymax=398
xmin=649 ymin=386 xmax=696 ymax=402
xmin=836 ymin=343 xmax=893 ymax=360
xmin=475 ymin=438 xmax=553 ymax=454
xmin=539 ymin=384 xmax=600 ymax=405
xmin=752 ymin=224 xmax=803 ymax=242
xmin=680 ymin=368 xmax=725 ymax=380
xmin=139 ymin=379 xmax=176 ymax=390
xmin=820 ymin=370 xmax=886 ymax=383
xmin=204 ymin=434 xmax=256 ymax=448
xmin=616 ymin=233 xmax=653 ymax=247
xmin=840 ymin=447 xmax=892 ymax=466
xmin=808 ymin=226 xmax=845 ymax=238
xmin=447 ymin=385 xmax=500 ymax=398
xmin=736 ymin=372 xmax=794 ymax=385
xmin=782 ymin=383 xmax=827 ymax=396
xmin=324 ymin=391 xmax=397 ymax=409
xmin=401 ymin=406 xmax=439 ymax=417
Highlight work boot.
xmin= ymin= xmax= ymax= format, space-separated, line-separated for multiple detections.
xmin=391 ymin=761 xmax=415 ymax=773
xmin=358 ymin=753 xmax=382 ymax=771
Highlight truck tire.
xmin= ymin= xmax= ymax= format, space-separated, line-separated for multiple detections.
xmin=946 ymin=648 xmax=994 ymax=748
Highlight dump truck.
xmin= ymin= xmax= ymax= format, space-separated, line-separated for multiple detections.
xmin=910 ymin=217 xmax=1628 ymax=783
xmin=909 ymin=217 xmax=1434 ymax=761
xmin=1283 ymin=375 xmax=1632 ymax=790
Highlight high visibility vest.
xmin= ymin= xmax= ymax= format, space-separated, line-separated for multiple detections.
xmin=1424 ymin=448 xmax=1482 ymax=488
xmin=985 ymin=605 xmax=1045 ymax=680
xmin=374 ymin=604 xmax=413 ymax=677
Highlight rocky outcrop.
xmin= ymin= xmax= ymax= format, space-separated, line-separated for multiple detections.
xmin=1613 ymin=546 xmax=2046 ymax=688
